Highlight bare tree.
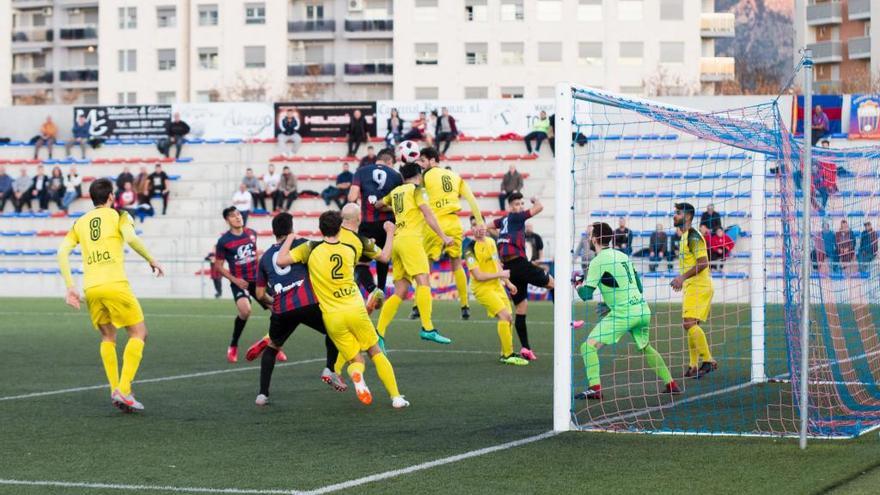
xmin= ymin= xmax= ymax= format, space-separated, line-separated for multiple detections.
xmin=643 ymin=65 xmax=699 ymax=97
xmin=15 ymin=91 xmax=52 ymax=105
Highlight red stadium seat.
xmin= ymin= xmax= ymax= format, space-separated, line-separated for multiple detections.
xmin=446 ymin=155 xmax=465 ymax=161
xmin=269 ymin=156 xmax=286 ymax=162
xmin=482 ymin=155 xmax=503 ymax=161
xmin=466 ymin=155 xmax=484 ymax=161
xmin=91 ymin=158 xmax=108 ymax=164
xmin=474 ymin=191 xmax=501 ymax=198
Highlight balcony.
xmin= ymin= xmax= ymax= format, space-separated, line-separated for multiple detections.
xmin=806 ymin=2 xmax=842 ymax=26
xmin=59 ymin=25 xmax=98 ymax=45
xmin=59 ymin=67 xmax=98 ymax=83
xmin=343 ymin=19 xmax=393 ymax=39
xmin=700 ymin=13 xmax=735 ymax=38
xmin=11 ymin=0 xmax=53 ymax=8
xmin=699 ymin=57 xmax=735 ymax=82
xmin=807 ymin=40 xmax=843 ymax=63
xmin=11 ymin=28 xmax=53 ymax=52
xmin=815 ymin=80 xmax=842 ymax=94
xmin=288 ymin=20 xmax=336 ymax=40
xmin=11 ymin=69 xmax=53 ymax=85
xmin=343 ymin=62 xmax=393 ymax=82
xmin=287 ymin=63 xmax=336 ymax=81
xmin=848 ymin=0 xmax=871 ymax=20
xmin=848 ymin=36 xmax=871 ymax=60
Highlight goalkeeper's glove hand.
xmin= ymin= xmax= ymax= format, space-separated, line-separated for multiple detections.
xmin=596 ymin=302 xmax=610 ymax=319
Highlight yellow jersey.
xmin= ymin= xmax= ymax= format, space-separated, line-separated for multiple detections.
xmin=340 ymin=227 xmax=382 ymax=262
xmin=62 ymin=208 xmax=135 ymax=290
xmin=290 ymin=240 xmax=363 ymax=313
xmin=464 ymin=237 xmax=504 ymax=292
xmin=680 ymin=227 xmax=712 ymax=287
xmin=422 ymin=167 xmax=466 ymax=217
xmin=382 ymin=183 xmax=429 ymax=238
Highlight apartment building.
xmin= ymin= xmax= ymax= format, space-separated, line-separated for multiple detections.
xmin=794 ymin=0 xmax=879 ymax=93
xmin=1 ymin=0 xmax=11 ymax=107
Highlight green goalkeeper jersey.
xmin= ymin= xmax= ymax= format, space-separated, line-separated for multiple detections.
xmin=582 ymin=248 xmax=646 ymax=314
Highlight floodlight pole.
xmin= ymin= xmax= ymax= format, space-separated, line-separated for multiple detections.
xmin=800 ymin=51 xmax=813 ymax=450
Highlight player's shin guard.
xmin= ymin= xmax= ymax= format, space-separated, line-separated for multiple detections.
xmin=580 ymin=341 xmax=600 ymax=387
xmin=377 ymin=294 xmax=402 ymax=337
xmin=514 ymin=314 xmax=531 ymax=349
xmin=371 ymin=352 xmax=400 ymax=398
xmin=497 ymin=320 xmax=514 ymax=357
xmin=688 ymin=325 xmax=713 ymax=363
xmin=118 ymin=337 xmax=144 ymax=396
xmin=415 ymin=285 xmax=434 ymax=331
xmin=347 ymin=360 xmax=366 ymax=380
xmin=355 ymin=264 xmax=377 ymax=293
xmin=231 ymin=316 xmax=247 ymax=347
xmin=642 ymin=344 xmax=673 ymax=384
xmin=99 ymin=341 xmax=119 ymax=391
xmin=453 ymin=268 xmax=469 ymax=308
xmin=376 ymin=262 xmax=389 ymax=294
xmin=259 ymin=346 xmax=278 ymax=396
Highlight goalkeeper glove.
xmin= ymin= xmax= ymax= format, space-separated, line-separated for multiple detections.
xmin=596 ymin=302 xmax=610 ymax=319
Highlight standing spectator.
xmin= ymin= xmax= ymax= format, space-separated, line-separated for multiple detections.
xmin=523 ymin=111 xmax=550 ymax=155
xmin=148 ymin=163 xmax=170 ymax=215
xmin=29 ymin=165 xmax=49 ymax=211
xmin=231 ymin=183 xmax=252 ymax=225
xmin=161 ymin=112 xmax=190 ymax=159
xmin=61 ymin=165 xmax=82 ymax=211
xmin=359 ymin=146 xmax=377 ymax=168
xmin=700 ymin=204 xmax=722 ymax=232
xmin=499 ymin=164 xmax=524 ymax=211
xmin=524 ymin=223 xmax=544 ymax=262
xmin=424 ymin=110 xmax=437 ymax=147
xmin=434 ymin=107 xmax=458 ymax=156
xmin=321 ymin=163 xmax=352 ymax=210
xmin=708 ymin=227 xmax=735 ymax=271
xmin=262 ymin=163 xmax=282 ymax=212
xmin=648 ymin=223 xmax=668 ymax=272
xmin=613 ymin=217 xmax=632 ymax=255
xmin=13 ymin=168 xmax=31 ymax=212
xmin=47 ymin=166 xmax=65 ymax=210
xmin=34 ymin=116 xmax=57 ymax=159
xmin=278 ymin=166 xmax=298 ymax=211
xmin=346 ymin=109 xmax=369 ymax=157
xmin=575 ymin=232 xmax=594 ymax=275
xmin=385 ymin=108 xmax=405 ymax=148
xmin=811 ymin=104 xmax=830 ymax=146
xmin=115 ymin=166 xmax=134 ymax=194
xmin=402 ymin=111 xmax=427 ymax=141
xmin=65 ymin=115 xmax=91 ymax=159
xmin=205 ymin=252 xmax=222 ymax=298
xmin=241 ymin=168 xmax=264 ymax=210
xmin=816 ymin=221 xmax=839 ymax=272
xmin=858 ymin=221 xmax=878 ymax=272
xmin=277 ymin=108 xmax=302 ymax=157
xmin=836 ymin=219 xmax=855 ymax=272
xmin=668 ymin=227 xmax=682 ymax=272
xmin=0 ymin=166 xmax=12 ymax=212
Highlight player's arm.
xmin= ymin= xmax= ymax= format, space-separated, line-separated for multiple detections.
xmin=374 ymin=193 xmax=393 ymax=212
xmin=57 ymin=229 xmax=81 ymax=309
xmin=529 ymin=197 xmax=543 ymax=217
xmin=672 ymin=233 xmax=710 ymax=290
xmin=347 ymin=184 xmax=361 ymax=204
xmin=576 ymin=258 xmax=600 ymax=301
xmin=420 ymin=203 xmax=452 ymax=245
xmin=254 ymin=268 xmax=274 ymax=307
xmin=458 ymin=180 xmax=484 ymax=225
xmin=377 ymin=222 xmax=395 ymax=262
xmin=120 ymin=218 xmax=163 ymax=276
xmin=277 ymin=235 xmax=312 ymax=267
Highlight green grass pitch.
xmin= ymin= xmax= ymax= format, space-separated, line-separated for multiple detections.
xmin=0 ymin=298 xmax=878 ymax=494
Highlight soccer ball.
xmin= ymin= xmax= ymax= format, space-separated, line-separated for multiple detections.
xmin=396 ymin=140 xmax=421 ymax=163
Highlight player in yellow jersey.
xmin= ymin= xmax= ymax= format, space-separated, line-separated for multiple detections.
xmin=416 ymin=146 xmax=485 ymax=320
xmin=373 ymin=162 xmax=454 ymax=347
xmin=57 ymin=178 xmax=164 ymax=412
xmin=671 ymin=202 xmax=718 ymax=378
xmin=464 ymin=224 xmax=529 ymax=366
xmin=277 ymin=211 xmax=409 ymax=408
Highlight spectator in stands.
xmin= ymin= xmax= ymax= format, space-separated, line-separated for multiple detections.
xmin=668 ymin=228 xmax=682 ymax=272
xmin=34 ymin=116 xmax=57 ymax=160
xmin=0 ymin=166 xmax=12 ymax=212
xmin=116 ymin=166 xmax=134 ymax=195
xmin=815 ymin=221 xmax=838 ymax=272
xmin=523 ymin=111 xmax=550 ymax=155
xmin=359 ymin=146 xmax=377 ymax=168
xmin=48 ymin=166 xmax=65 ymax=210
xmin=262 ymin=163 xmax=282 ymax=212
xmin=424 ymin=110 xmax=437 ymax=147
xmin=575 ymin=232 xmax=594 ymax=275
xmin=402 ymin=111 xmax=427 ymax=142
xmin=435 ymin=107 xmax=458 ymax=156
xmin=859 ymin=222 xmax=878 ymax=273
xmin=817 ymin=154 xmax=838 ymax=211
xmin=700 ymin=204 xmax=722 ymax=232
xmin=346 ymin=109 xmax=369 ymax=157
xmin=65 ymin=115 xmax=91 ymax=159
xmin=61 ymin=165 xmax=82 ymax=211
xmin=548 ymin=112 xmax=556 ymax=156
xmin=614 ymin=217 xmax=633 ymax=255
xmin=277 ymin=108 xmax=302 ymax=158
xmin=811 ymin=104 xmax=829 ymax=146
xmin=205 ymin=252 xmax=222 ymax=298
xmin=116 ymin=181 xmax=138 ymax=217
xmin=836 ymin=219 xmax=855 ymax=272
xmin=708 ymin=226 xmax=735 ymax=271
xmin=499 ymin=164 xmax=524 ymax=211
xmin=149 ymin=163 xmax=170 ymax=215
xmin=385 ymin=108 xmax=405 ymax=148
xmin=279 ymin=166 xmax=298 ymax=211
xmin=135 ymin=166 xmax=150 ymax=198
xmin=321 ymin=163 xmax=352 ymax=210
xmin=525 ymin=223 xmax=544 ymax=262
xmin=242 ymin=168 xmax=264 ymax=210
xmin=29 ymin=165 xmax=49 ymax=212
xmin=13 ymin=168 xmax=31 ymax=212
xmin=649 ymin=223 xmax=668 ymax=273
xmin=162 ymin=112 xmax=190 ymax=159
xmin=134 ymin=166 xmax=154 ymax=221
xmin=232 ymin=183 xmax=252 ymax=225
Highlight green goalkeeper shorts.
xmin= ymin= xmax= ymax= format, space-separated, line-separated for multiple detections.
xmin=587 ymin=304 xmax=651 ymax=350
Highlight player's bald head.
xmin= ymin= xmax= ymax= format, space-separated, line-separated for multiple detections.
xmin=341 ymin=203 xmax=361 ymax=224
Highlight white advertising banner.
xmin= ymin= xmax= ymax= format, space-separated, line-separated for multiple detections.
xmin=376 ymin=99 xmax=554 ymax=138
xmin=172 ymin=102 xmax=275 ymax=140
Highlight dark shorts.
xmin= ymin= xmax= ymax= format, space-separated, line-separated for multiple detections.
xmin=268 ymin=305 xmax=326 ymax=347
xmin=358 ymin=221 xmax=388 ymax=263
xmin=503 ymin=256 xmax=551 ymax=305
xmin=230 ymin=281 xmax=269 ymax=309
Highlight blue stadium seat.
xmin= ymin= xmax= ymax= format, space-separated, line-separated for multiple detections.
xmin=205 ymin=139 xmax=223 ymax=144
xmin=635 ymin=192 xmax=656 ymax=198
xmin=599 ymin=191 xmax=616 ymax=198
xmin=651 ymin=154 xmax=671 ymax=160
xmin=730 ymin=153 xmax=748 ymax=160
xmin=629 ymin=172 xmax=645 ymax=179
xmin=68 ymin=211 xmax=85 ymax=218
xmin=663 ymin=172 xmax=683 ymax=179
xmin=735 ymin=192 xmax=751 ymax=198
xmin=721 ymin=172 xmax=741 ymax=179
xmin=608 ymin=171 xmax=627 ymax=179
xmin=176 ymin=157 xmax=193 ymax=163
xmin=615 ymin=154 xmax=633 ymax=160
xmin=629 ymin=211 xmax=648 ymax=217
xmin=120 ymin=139 xmax=136 ymax=145
xmin=709 ymin=153 xmax=729 ymax=160
xmin=657 ymin=191 xmax=674 ymax=198
xmin=39 ymin=249 xmax=56 ymax=256
xmin=727 ymin=211 xmax=748 ymax=218
xmin=714 ymin=191 xmax=734 ymax=199
xmin=188 ymin=138 xmax=205 ymax=144
xmin=683 ymin=172 xmax=701 ymax=180
xmin=617 ymin=191 xmax=637 ymax=198
xmin=723 ymin=272 xmax=748 ymax=279
xmin=695 ymin=191 xmax=714 ymax=198
xmin=645 ymin=172 xmax=663 ymax=179
xmin=604 ymin=134 xmax=622 ymax=140
xmin=673 ymin=153 xmax=691 ymax=160
xmin=640 ymin=134 xmax=661 ymax=140
xmin=675 ymin=192 xmax=695 ymax=198
xmin=661 ymin=134 xmax=678 ymax=140
xmin=623 ymin=135 xmax=641 ymax=141
xmin=610 ymin=210 xmax=628 ymax=217
xmin=591 ymin=210 xmax=609 ymax=217
xmin=732 ymin=252 xmax=750 ymax=258
xmin=633 ymin=154 xmax=652 ymax=160
xmin=701 ymin=172 xmax=721 ymax=179
xmin=225 ymin=138 xmax=243 ymax=144
xmin=648 ymin=210 xmax=668 ymax=217
xmin=18 ymin=230 xmax=36 ymax=236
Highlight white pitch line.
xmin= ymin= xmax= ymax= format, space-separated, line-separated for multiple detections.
xmin=0 ymin=479 xmax=300 ymax=494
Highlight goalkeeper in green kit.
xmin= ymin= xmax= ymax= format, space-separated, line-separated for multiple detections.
xmin=574 ymin=222 xmax=682 ymax=400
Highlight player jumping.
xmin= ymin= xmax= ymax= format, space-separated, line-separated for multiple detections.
xmin=57 ymin=178 xmax=165 ymax=412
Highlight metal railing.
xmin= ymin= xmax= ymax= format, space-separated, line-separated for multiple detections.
xmin=59 ymin=68 xmax=99 ymax=82
xmin=807 ymin=40 xmax=843 ymax=62
xmin=343 ymin=62 xmax=393 ymax=76
xmin=699 ymin=57 xmax=735 ymax=82
xmin=11 ymin=69 xmax=53 ymax=84
xmin=287 ymin=19 xmax=336 ymax=32
xmin=59 ymin=25 xmax=98 ymax=40
xmin=344 ymin=19 xmax=393 ymax=32
xmin=848 ymin=0 xmax=871 ymax=20
xmin=12 ymin=28 xmax=53 ymax=42
xmin=806 ymin=1 xmax=842 ymax=25
xmin=848 ymin=36 xmax=871 ymax=59
xmin=287 ymin=63 xmax=335 ymax=77
xmin=699 ymin=13 xmax=735 ymax=37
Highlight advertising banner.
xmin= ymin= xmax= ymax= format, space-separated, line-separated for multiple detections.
xmin=73 ymin=105 xmax=172 ymax=140
xmin=848 ymin=94 xmax=880 ymax=139
xmin=376 ymin=99 xmax=554 ymax=139
xmin=173 ymin=102 xmax=275 ymax=140
xmin=273 ymin=101 xmax=377 ymax=138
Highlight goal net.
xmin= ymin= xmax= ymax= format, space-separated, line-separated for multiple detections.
xmin=552 ymin=84 xmax=880 ymax=439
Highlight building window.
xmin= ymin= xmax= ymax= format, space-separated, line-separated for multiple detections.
xmin=500 ymin=86 xmax=524 ymax=99
xmin=245 ymin=3 xmax=266 ymax=24
xmin=415 ymin=87 xmax=439 ymax=99
xmin=501 ymin=42 xmax=524 ymax=65
xmin=306 ymin=3 xmax=324 ymax=20
xmin=198 ymin=47 xmax=219 ymax=69
xmin=117 ymin=92 xmax=137 ymax=104
xmin=538 ymin=42 xmax=562 ymax=63
xmin=415 ymin=43 xmax=438 ymax=65
xmin=414 ymin=0 xmax=439 ymax=21
xmin=118 ymin=7 xmax=137 ymax=29
xmin=578 ymin=42 xmax=602 ymax=65
xmin=465 ymin=87 xmax=488 ymax=99
xmin=198 ymin=4 xmax=219 ymax=26
xmin=536 ymin=0 xmax=562 ymax=21
xmin=117 ymin=49 xmax=137 ymax=72
xmin=500 ymin=0 xmax=524 ymax=21
xmin=577 ymin=0 xmax=602 ymax=21
xmin=158 ymin=49 xmax=176 ymax=71
xmin=659 ymin=0 xmax=684 ymax=20
xmin=618 ymin=0 xmax=643 ymax=21
xmin=244 ymin=46 xmax=266 ymax=68
xmin=157 ymin=91 xmax=176 ymax=104
xmin=197 ymin=90 xmax=220 ymax=102
xmin=619 ymin=42 xmax=643 ymax=65
xmin=156 ymin=6 xmax=176 ymax=28
xmin=538 ymin=86 xmax=554 ymax=98
xmin=465 ymin=0 xmax=488 ymax=22
xmin=465 ymin=42 xmax=488 ymax=65
xmin=659 ymin=42 xmax=684 ymax=64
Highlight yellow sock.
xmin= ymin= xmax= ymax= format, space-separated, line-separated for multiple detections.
xmin=415 ymin=285 xmax=434 ymax=331
xmin=347 ymin=360 xmax=366 ymax=380
xmin=687 ymin=330 xmax=698 ymax=367
xmin=453 ymin=267 xmax=469 ymax=308
xmin=377 ymin=294 xmax=402 ymax=337
xmin=689 ymin=325 xmax=713 ymax=362
xmin=371 ymin=353 xmax=400 ymax=397
xmin=498 ymin=320 xmax=513 ymax=357
xmin=118 ymin=337 xmax=144 ymax=396
xmin=99 ymin=341 xmax=119 ymax=391
xmin=334 ymin=353 xmax=345 ymax=376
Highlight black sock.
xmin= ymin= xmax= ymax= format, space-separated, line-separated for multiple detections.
xmin=376 ymin=262 xmax=389 ymax=293
xmin=355 ymin=264 xmax=377 ymax=293
xmin=515 ymin=314 xmax=530 ymax=349
xmin=259 ymin=346 xmax=278 ymax=396
xmin=231 ymin=316 xmax=247 ymax=347
xmin=324 ymin=335 xmax=338 ymax=370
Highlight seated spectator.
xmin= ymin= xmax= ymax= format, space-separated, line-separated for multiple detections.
xmin=148 ymin=163 xmax=170 ymax=215
xmin=116 ymin=166 xmax=134 ymax=197
xmin=47 ymin=166 xmax=65 ymax=210
xmin=65 ymin=115 xmax=91 ymax=159
xmin=62 ymin=166 xmax=82 ymax=211
xmin=700 ymin=204 xmax=722 ymax=232
xmin=0 ymin=166 xmax=12 ymax=212
xmin=346 ymin=109 xmax=369 ymax=157
xmin=29 ymin=165 xmax=49 ymax=212
xmin=648 ymin=223 xmax=668 ymax=273
xmin=402 ymin=111 xmax=427 ymax=142
xmin=279 ymin=166 xmax=298 ymax=211
xmin=13 ymin=168 xmax=31 ymax=212
xmin=134 ymin=166 xmax=153 ymax=220
xmin=161 ymin=112 xmax=190 ymax=159
xmin=242 ymin=168 xmax=264 ymax=210
xmin=385 ymin=108 xmax=404 ymax=148
xmin=858 ymin=221 xmax=878 ymax=273
xmin=116 ymin=181 xmax=138 ymax=216
xmin=837 ymin=219 xmax=855 ymax=272
xmin=277 ymin=108 xmax=302 ymax=157
xmin=500 ymin=164 xmax=523 ymax=210
xmin=525 ymin=223 xmax=544 ymax=262
xmin=262 ymin=163 xmax=282 ymax=211
xmin=815 ymin=221 xmax=839 ymax=272
xmin=321 ymin=163 xmax=352 ymax=210
xmin=34 ymin=116 xmax=57 ymax=160
xmin=523 ymin=111 xmax=550 ymax=155
xmin=232 ymin=183 xmax=252 ymax=225
xmin=668 ymin=227 xmax=682 ymax=272
xmin=811 ymin=104 xmax=829 ymax=146
xmin=708 ymin=227 xmax=734 ymax=271
xmin=359 ymin=146 xmax=377 ymax=168
xmin=614 ymin=217 xmax=632 ymax=255
xmin=435 ymin=107 xmax=458 ymax=156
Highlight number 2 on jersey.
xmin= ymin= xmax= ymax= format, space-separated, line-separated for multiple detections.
xmin=330 ymin=254 xmax=344 ymax=280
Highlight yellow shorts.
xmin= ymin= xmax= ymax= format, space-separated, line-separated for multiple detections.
xmin=322 ymin=306 xmax=379 ymax=362
xmin=84 ymin=281 xmax=144 ymax=330
xmin=474 ymin=287 xmax=511 ymax=318
xmin=683 ymin=284 xmax=714 ymax=322
xmin=423 ymin=214 xmax=463 ymax=261
xmin=391 ymin=236 xmax=431 ymax=281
